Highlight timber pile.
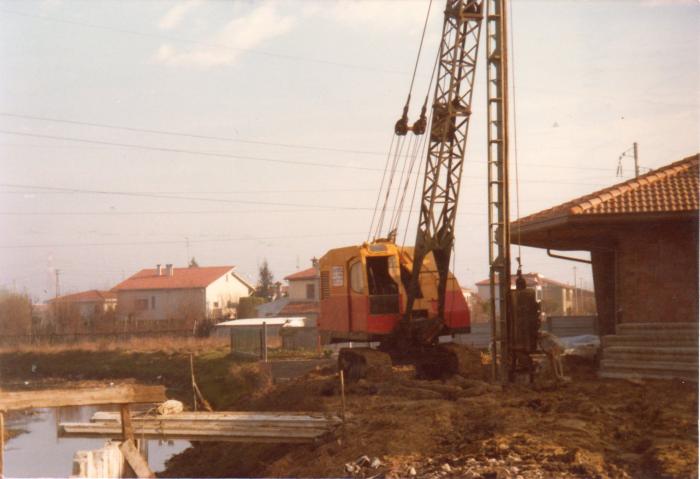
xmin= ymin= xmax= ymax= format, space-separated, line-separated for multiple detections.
xmin=59 ymin=411 xmax=342 ymax=443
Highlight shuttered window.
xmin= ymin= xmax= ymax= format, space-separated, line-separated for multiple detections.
xmin=320 ymin=271 xmax=330 ymax=300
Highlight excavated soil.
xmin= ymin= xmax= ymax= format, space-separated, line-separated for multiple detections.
xmin=162 ymin=359 xmax=698 ymax=479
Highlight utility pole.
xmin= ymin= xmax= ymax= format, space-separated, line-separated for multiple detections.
xmin=55 ymin=269 xmax=60 ymax=298
xmin=572 ymin=266 xmax=577 ymax=315
xmin=487 ymin=0 xmax=512 ymax=382
xmin=616 ymin=142 xmax=639 ymax=178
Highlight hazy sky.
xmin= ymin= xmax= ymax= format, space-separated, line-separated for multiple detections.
xmin=1 ymin=0 xmax=698 ymax=301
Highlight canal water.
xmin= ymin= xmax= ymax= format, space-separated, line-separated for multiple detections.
xmin=4 ymin=405 xmax=190 ymax=477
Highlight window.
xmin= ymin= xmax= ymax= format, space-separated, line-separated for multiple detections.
xmin=135 ymin=299 xmax=148 ymax=311
xmin=320 ymin=271 xmax=330 ymax=300
xmin=350 ymin=261 xmax=364 ymax=293
xmin=306 ymin=284 xmax=316 ymax=300
xmin=151 ymin=296 xmax=156 ymax=309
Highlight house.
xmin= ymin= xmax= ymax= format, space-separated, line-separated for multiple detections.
xmin=511 ymin=153 xmax=698 ymax=380
xmin=112 ymin=264 xmax=255 ymax=325
xmin=277 ymin=259 xmax=320 ymax=322
xmin=475 ymin=273 xmax=593 ymax=316
xmin=49 ymin=290 xmax=117 ymax=332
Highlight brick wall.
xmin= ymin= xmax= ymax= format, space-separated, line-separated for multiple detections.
xmin=615 ymin=220 xmax=698 ymax=323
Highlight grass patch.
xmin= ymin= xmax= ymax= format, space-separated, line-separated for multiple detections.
xmin=0 ymin=339 xmax=259 ymax=410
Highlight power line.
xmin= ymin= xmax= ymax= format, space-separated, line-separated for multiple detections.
xmin=0 ymin=231 xmax=366 ymax=249
xmin=0 ymin=8 xmax=407 ymax=75
xmin=0 ymin=128 xmax=626 ymax=176
xmin=0 ymin=112 xmax=387 ymax=157
xmin=0 ymin=130 xmax=382 ymax=172
xmin=0 ymin=182 xmax=379 ymax=211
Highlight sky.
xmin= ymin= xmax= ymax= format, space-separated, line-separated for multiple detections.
xmin=0 ymin=0 xmax=698 ymax=302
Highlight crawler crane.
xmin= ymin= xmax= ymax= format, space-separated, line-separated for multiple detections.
xmin=318 ymin=0 xmax=534 ymax=381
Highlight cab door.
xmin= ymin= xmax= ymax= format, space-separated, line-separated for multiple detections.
xmin=348 ymin=258 xmax=368 ymax=332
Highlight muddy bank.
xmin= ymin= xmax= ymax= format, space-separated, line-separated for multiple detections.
xmin=0 ymin=347 xmax=256 ymax=409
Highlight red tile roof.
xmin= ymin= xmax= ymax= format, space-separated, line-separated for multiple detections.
xmin=50 ymin=290 xmax=116 ymax=303
xmin=284 ymin=267 xmax=319 ymax=281
xmin=279 ymin=301 xmax=320 ymax=316
xmin=112 ymin=266 xmax=235 ymax=291
xmin=514 ymin=154 xmax=699 ymax=228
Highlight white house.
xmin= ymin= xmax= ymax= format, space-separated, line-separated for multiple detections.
xmin=278 ymin=259 xmax=320 ymax=321
xmin=475 ymin=272 xmax=593 ymax=316
xmin=113 ymin=264 xmax=255 ymax=323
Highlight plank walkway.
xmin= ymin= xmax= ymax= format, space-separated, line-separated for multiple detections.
xmin=59 ymin=410 xmax=342 ymax=443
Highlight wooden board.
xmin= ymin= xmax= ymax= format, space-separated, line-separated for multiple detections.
xmin=120 ymin=439 xmax=154 ymax=478
xmin=92 ymin=410 xmax=341 ymax=425
xmin=0 ymin=385 xmax=166 ymax=411
xmin=59 ymin=421 xmax=334 ymax=443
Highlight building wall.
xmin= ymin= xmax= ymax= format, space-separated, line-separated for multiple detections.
xmin=615 ymin=221 xmax=699 ymax=323
xmin=288 ymin=278 xmax=319 ymax=301
xmin=205 ymin=273 xmax=253 ymax=319
xmin=116 ymin=288 xmax=205 ymax=321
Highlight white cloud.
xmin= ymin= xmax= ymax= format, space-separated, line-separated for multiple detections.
xmin=155 ymin=2 xmax=296 ymax=68
xmin=158 ymin=1 xmax=203 ymax=30
xmin=323 ymin=0 xmax=429 ymax=33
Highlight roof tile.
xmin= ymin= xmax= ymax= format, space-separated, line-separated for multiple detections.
xmin=514 ymin=154 xmax=699 ymax=226
xmin=113 ymin=266 xmax=235 ymax=291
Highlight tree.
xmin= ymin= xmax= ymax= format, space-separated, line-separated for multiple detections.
xmin=256 ymin=260 xmax=275 ymax=300
xmin=188 ymin=257 xmax=200 ymax=268
xmin=0 ymin=289 xmax=33 ymax=336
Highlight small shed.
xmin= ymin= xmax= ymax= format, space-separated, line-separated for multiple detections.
xmin=216 ymin=317 xmax=318 ymax=355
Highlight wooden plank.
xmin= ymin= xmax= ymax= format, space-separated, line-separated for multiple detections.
xmin=59 ymin=422 xmax=332 ymax=443
xmin=120 ymin=439 xmax=154 ymax=478
xmin=92 ymin=411 xmax=341 ymax=424
xmin=120 ymin=404 xmax=134 ymax=441
xmin=0 ymin=385 xmax=166 ymax=411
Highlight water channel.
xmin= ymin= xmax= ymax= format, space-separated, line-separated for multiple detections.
xmin=4 ymin=405 xmax=189 ymax=477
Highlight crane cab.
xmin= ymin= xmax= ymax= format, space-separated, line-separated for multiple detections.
xmin=318 ymin=241 xmax=470 ymax=344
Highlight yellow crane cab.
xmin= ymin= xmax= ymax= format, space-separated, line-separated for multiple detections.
xmin=318 ymin=240 xmax=470 ymax=344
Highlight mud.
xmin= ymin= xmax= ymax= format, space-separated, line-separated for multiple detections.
xmin=162 ymin=361 xmax=698 ymax=478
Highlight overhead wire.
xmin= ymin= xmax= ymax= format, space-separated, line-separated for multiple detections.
xmin=0 ymin=129 xmax=624 ymax=175
xmin=0 ymin=112 xmax=387 ymax=157
xmin=0 ymin=182 xmax=379 ymax=211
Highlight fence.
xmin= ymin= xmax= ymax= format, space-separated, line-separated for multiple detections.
xmin=0 ymin=329 xmax=194 ymax=347
xmin=456 ymin=315 xmax=599 ymax=349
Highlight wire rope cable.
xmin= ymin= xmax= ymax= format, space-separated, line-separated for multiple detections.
xmin=508 ymin=0 xmax=523 ymax=264
xmin=368 ymin=133 xmax=398 ymax=241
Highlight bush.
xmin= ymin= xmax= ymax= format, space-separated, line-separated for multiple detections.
xmin=237 ymin=296 xmax=266 ymax=319
xmin=0 ymin=289 xmax=33 ymax=336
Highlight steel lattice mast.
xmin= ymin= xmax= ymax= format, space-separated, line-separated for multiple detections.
xmin=405 ymin=0 xmax=484 ymax=329
xmin=486 ymin=0 xmax=513 ymax=381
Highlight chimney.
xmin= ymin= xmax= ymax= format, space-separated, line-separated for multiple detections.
xmin=311 ymin=257 xmax=319 ymax=268
xmin=165 ymin=264 xmax=174 ymax=277
xmin=156 ymin=264 xmax=162 ymax=276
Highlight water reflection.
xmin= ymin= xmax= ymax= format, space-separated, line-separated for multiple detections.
xmin=4 ymin=405 xmax=189 ymax=478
